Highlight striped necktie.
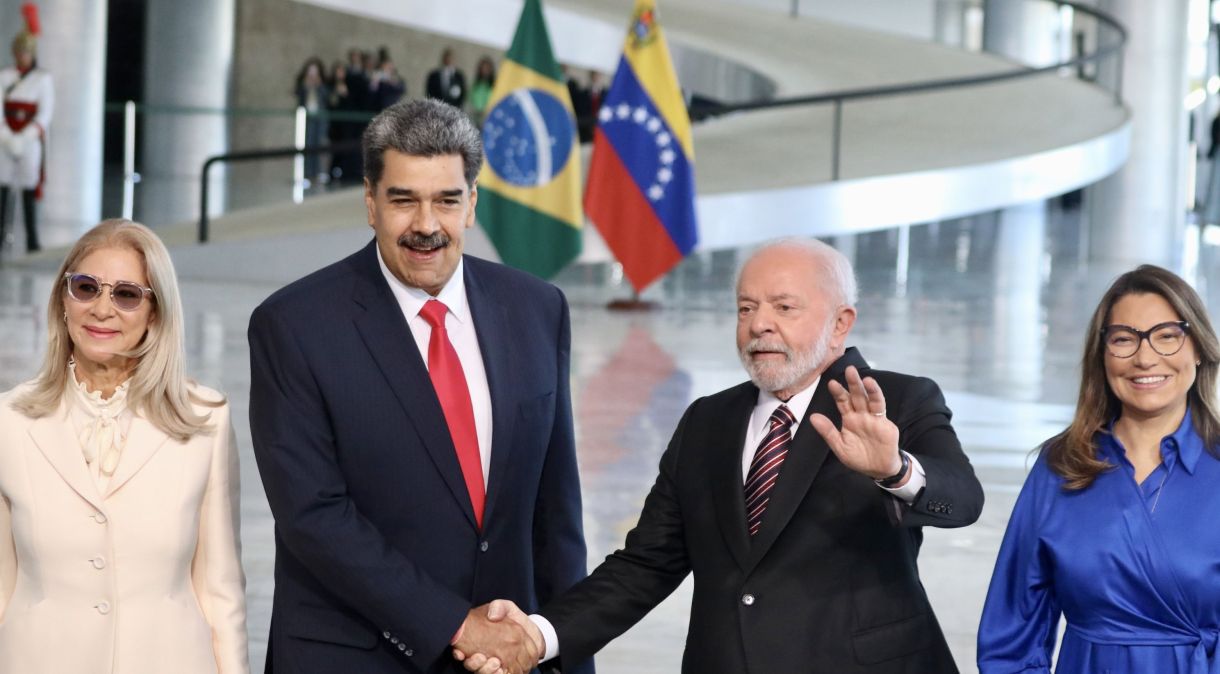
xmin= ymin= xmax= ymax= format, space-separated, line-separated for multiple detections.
xmin=744 ymin=404 xmax=797 ymax=537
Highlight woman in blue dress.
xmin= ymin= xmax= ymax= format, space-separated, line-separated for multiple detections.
xmin=978 ymin=264 xmax=1220 ymax=673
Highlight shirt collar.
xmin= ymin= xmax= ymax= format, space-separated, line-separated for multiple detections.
xmin=1104 ymin=407 xmax=1204 ymax=475
xmin=753 ymin=377 xmax=819 ymax=428
xmin=376 ymin=246 xmax=470 ymax=325
xmin=1170 ymin=407 xmax=1204 ymax=474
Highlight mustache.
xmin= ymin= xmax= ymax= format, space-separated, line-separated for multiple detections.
xmin=398 ymin=231 xmax=450 ymax=249
xmin=742 ymin=338 xmax=792 ymax=359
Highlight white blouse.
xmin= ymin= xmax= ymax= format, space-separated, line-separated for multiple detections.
xmin=66 ymin=360 xmax=135 ymax=492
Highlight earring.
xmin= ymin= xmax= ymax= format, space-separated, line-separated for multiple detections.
xmin=62 ymin=311 xmax=67 ymax=323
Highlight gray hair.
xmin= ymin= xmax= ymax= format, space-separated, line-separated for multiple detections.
xmin=13 ymin=219 xmax=218 ymax=440
xmin=738 ymin=237 xmax=858 ymax=307
xmin=362 ymin=98 xmax=484 ymax=188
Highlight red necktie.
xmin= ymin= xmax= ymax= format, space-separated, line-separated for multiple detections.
xmin=744 ymin=405 xmax=796 ymax=537
xmin=419 ymin=300 xmax=485 ymax=528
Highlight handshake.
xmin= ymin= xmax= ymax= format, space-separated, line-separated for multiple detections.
xmin=452 ymin=599 xmax=545 ymax=674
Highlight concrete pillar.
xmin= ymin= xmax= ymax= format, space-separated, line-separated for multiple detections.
xmin=0 ymin=0 xmax=106 ymax=242
xmin=141 ymin=0 xmax=235 ymax=227
xmin=982 ymin=0 xmax=1069 ymax=67
xmin=1085 ymin=0 xmax=1191 ymax=267
xmin=992 ymin=202 xmax=1046 ymax=400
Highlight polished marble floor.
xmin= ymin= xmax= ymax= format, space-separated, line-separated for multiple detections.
xmin=1 ymin=200 xmax=1218 ymax=673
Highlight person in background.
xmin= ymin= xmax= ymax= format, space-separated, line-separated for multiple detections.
xmin=426 ymin=47 xmax=467 ymax=109
xmin=0 ymin=219 xmax=248 ymax=674
xmin=468 ymin=56 xmax=496 ymax=126
xmin=979 ymin=264 xmax=1220 ymax=673
xmin=0 ymin=3 xmax=52 ymax=253
xmin=369 ymin=50 xmax=406 ymax=112
xmin=294 ymin=56 xmax=330 ymax=184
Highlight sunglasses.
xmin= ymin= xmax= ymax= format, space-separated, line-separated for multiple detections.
xmin=63 ymin=272 xmax=155 ymax=312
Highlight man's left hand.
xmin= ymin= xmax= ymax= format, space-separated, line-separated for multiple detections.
xmin=808 ymin=365 xmax=906 ymax=483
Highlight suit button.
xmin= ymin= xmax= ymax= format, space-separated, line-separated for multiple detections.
xmin=382 ymin=631 xmax=391 ymax=640
xmin=398 ymin=643 xmax=407 ymax=652
xmin=741 ymin=593 xmax=755 ymax=606
xmin=390 ymin=637 xmax=399 ymax=645
xmin=92 ymin=512 xmax=107 ymax=524
xmin=405 ymin=649 xmax=414 ymax=657
xmin=95 ymin=600 xmax=111 ymax=615
xmin=479 ymin=541 xmax=489 ymax=552
xmin=91 ymin=556 xmax=106 ymax=570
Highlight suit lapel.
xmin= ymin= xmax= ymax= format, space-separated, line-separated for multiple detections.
xmin=710 ymin=385 xmax=757 ymax=571
xmin=350 ymin=245 xmax=479 ymax=530
xmin=744 ymin=348 xmax=869 ymax=571
xmin=464 ymin=262 xmax=515 ymax=526
xmin=105 ymin=415 xmax=172 ymax=497
xmin=28 ymin=403 xmax=104 ymax=511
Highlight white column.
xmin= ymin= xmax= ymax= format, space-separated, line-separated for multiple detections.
xmin=140 ymin=0 xmax=235 ymax=227
xmin=1085 ymin=0 xmax=1191 ymax=267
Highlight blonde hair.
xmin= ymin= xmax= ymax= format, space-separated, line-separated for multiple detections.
xmin=13 ymin=218 xmax=217 ymax=440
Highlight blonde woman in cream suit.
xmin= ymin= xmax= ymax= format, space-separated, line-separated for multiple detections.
xmin=0 ymin=219 xmax=248 ymax=674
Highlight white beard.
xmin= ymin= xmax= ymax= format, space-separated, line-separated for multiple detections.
xmin=739 ymin=316 xmax=835 ymax=395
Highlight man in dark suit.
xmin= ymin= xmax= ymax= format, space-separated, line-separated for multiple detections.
xmin=459 ymin=239 xmax=984 ymax=674
xmin=426 ymin=48 xmax=466 ymax=109
xmin=249 ymin=98 xmax=593 ymax=674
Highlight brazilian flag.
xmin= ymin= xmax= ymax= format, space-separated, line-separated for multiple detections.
xmin=476 ymin=0 xmax=582 ymax=279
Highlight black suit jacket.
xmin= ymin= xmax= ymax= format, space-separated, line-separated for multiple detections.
xmin=541 ymin=348 xmax=982 ymax=673
xmin=426 ymin=68 xmax=467 ymax=108
xmin=249 ymin=242 xmax=593 ymax=674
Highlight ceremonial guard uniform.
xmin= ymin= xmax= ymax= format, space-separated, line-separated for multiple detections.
xmin=0 ymin=3 xmax=53 ymax=253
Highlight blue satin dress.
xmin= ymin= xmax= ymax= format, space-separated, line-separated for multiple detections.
xmin=978 ymin=409 xmax=1220 ymax=673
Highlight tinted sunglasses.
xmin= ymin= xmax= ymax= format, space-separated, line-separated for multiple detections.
xmin=63 ymin=272 xmax=155 ymax=312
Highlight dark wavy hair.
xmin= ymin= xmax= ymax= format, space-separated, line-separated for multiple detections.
xmin=1047 ymin=264 xmax=1220 ymax=489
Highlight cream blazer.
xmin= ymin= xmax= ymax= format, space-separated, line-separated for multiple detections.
xmin=0 ymin=381 xmax=249 ymax=674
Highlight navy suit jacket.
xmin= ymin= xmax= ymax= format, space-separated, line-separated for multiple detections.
xmin=249 ymin=242 xmax=592 ymax=674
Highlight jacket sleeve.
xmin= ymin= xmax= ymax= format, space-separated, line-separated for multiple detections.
xmin=976 ymin=455 xmax=1060 ymax=673
xmin=190 ymin=402 xmax=251 ymax=674
xmin=0 ymin=486 xmax=14 ymax=621
xmin=894 ymin=376 xmax=985 ymax=528
xmin=540 ymin=401 xmax=698 ymax=668
xmin=248 ymin=304 xmax=470 ymax=662
xmin=531 ymin=288 xmax=593 ymax=674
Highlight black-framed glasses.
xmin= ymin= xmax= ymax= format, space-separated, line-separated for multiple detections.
xmin=1101 ymin=320 xmax=1190 ymax=358
xmin=64 ymin=272 xmax=154 ymax=312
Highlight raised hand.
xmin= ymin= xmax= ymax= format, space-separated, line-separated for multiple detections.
xmin=808 ymin=365 xmax=905 ymax=483
xmin=451 ymin=601 xmax=541 ymax=674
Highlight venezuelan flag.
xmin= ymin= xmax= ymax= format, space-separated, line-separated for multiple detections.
xmin=476 ymin=0 xmax=582 ymax=279
xmin=585 ymin=0 xmax=698 ymax=292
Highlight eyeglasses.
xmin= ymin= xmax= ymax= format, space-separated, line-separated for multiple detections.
xmin=63 ymin=272 xmax=154 ymax=312
xmin=1101 ymin=320 xmax=1190 ymax=358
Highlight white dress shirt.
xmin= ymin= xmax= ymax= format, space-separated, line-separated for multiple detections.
xmin=377 ymin=250 xmax=493 ymax=484
xmin=530 ymin=377 xmax=927 ymax=662
xmin=746 ymin=379 xmax=926 ymax=502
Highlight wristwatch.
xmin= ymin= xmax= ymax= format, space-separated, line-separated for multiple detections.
xmin=874 ymin=450 xmax=910 ymax=488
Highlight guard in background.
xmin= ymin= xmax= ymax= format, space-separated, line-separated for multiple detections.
xmin=0 ymin=3 xmax=54 ymax=253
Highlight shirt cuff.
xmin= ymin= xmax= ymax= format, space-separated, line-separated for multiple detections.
xmin=878 ymin=452 xmax=926 ymax=505
xmin=529 ymin=614 xmax=560 ymax=662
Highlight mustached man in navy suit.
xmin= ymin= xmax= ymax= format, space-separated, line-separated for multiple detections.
xmin=249 ymin=98 xmax=593 ymax=674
